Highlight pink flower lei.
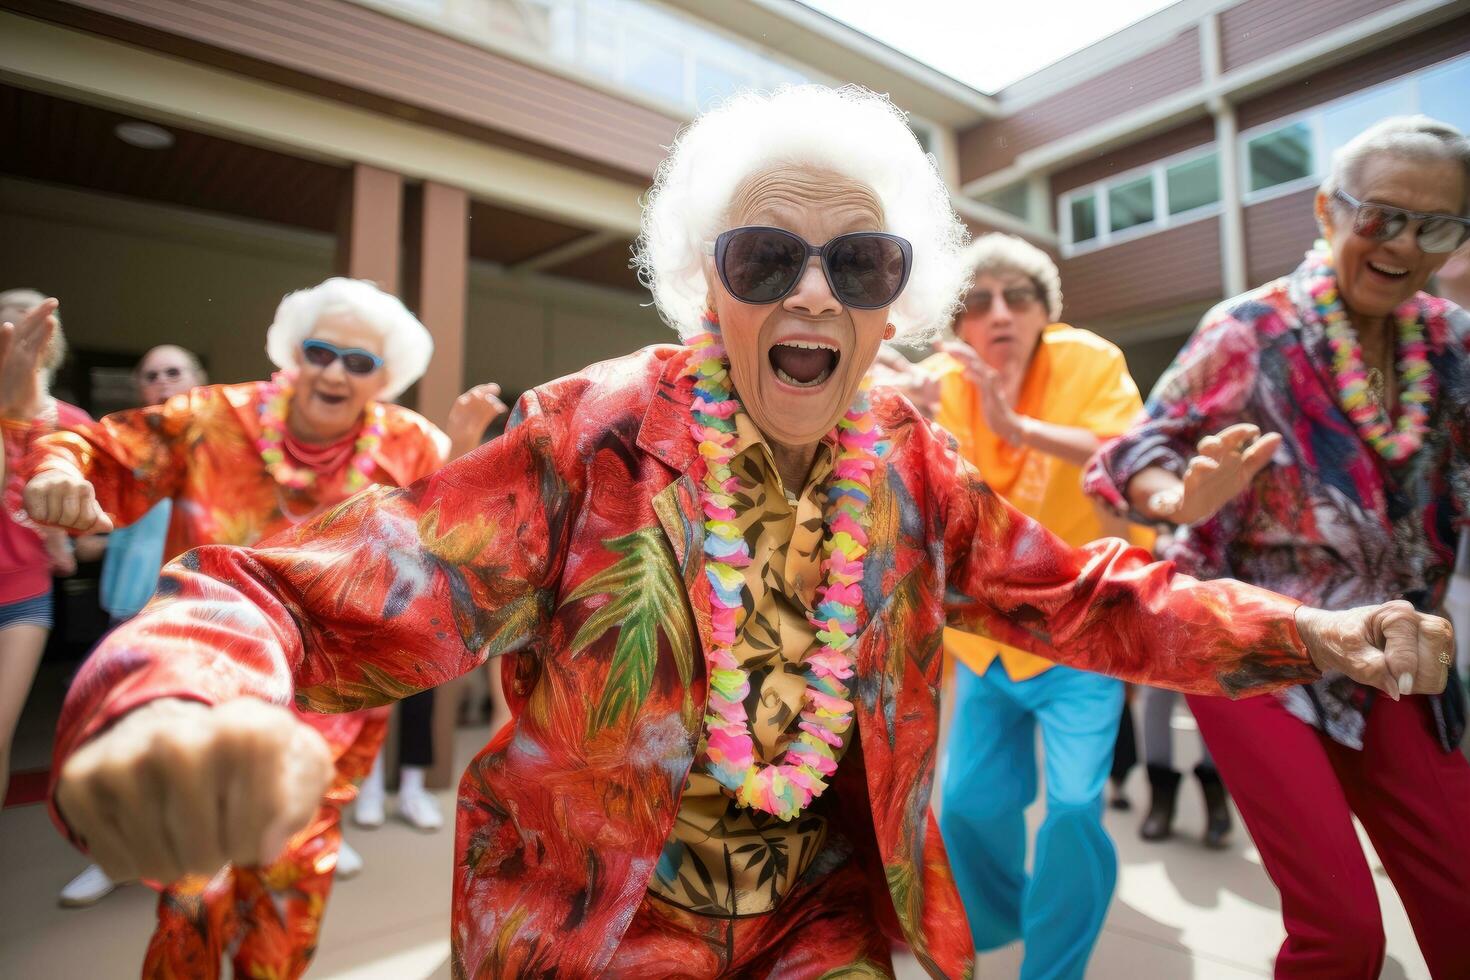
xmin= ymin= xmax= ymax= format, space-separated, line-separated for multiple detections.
xmin=1305 ymin=244 xmax=1434 ymax=462
xmin=256 ymin=371 xmax=385 ymax=492
xmin=685 ymin=318 xmax=883 ymax=821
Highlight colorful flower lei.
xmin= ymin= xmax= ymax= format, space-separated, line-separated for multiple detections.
xmin=685 ymin=320 xmax=882 ymax=821
xmin=256 ymin=371 xmax=384 ymax=492
xmin=1306 ymin=245 xmax=1434 ymax=462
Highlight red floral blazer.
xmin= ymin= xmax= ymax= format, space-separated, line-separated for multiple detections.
xmin=50 ymin=345 xmax=1315 ymax=978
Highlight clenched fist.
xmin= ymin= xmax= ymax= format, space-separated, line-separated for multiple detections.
xmin=55 ymin=698 xmax=333 ymax=885
xmin=1296 ymin=600 xmax=1454 ymax=700
xmin=22 ymin=468 xmax=113 ymax=533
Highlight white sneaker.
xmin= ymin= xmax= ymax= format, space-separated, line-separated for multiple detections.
xmin=59 ymin=864 xmax=116 ymax=908
xmin=335 ymin=840 xmax=364 ymax=880
xmin=355 ymin=790 xmax=385 ymax=828
xmin=397 ymin=789 xmax=444 ymax=832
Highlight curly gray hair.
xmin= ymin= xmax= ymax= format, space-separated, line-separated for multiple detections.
xmin=959 ymin=234 xmax=1063 ymax=323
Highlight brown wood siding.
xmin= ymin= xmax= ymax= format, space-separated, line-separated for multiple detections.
xmin=1221 ymin=0 xmax=1403 ymax=72
xmin=959 ymin=28 xmax=1202 ymax=184
xmin=1244 ymin=187 xmax=1317 ymax=285
xmin=1237 ymin=13 xmax=1470 ymax=129
xmin=1061 ymin=218 xmax=1223 ymax=324
xmin=11 ymin=0 xmax=681 ymax=182
xmin=1050 ymin=117 xmax=1217 ymax=196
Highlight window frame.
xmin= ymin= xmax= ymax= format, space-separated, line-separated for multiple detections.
xmin=1058 ymin=143 xmax=1223 ymax=257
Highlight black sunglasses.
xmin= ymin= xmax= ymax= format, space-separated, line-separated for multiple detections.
xmin=301 ymin=339 xmax=384 ymax=376
xmin=711 ymin=226 xmax=912 ymax=309
xmin=1333 ymin=189 xmax=1470 ymax=254
xmin=142 ymin=367 xmax=182 ymax=383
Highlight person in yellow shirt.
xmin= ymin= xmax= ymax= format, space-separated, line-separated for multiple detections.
xmin=881 ymin=233 xmax=1150 ymax=980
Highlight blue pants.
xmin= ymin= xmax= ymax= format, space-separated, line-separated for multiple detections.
xmin=940 ymin=659 xmax=1123 ymax=980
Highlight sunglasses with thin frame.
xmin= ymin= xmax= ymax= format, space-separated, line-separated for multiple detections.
xmin=710 ymin=226 xmax=912 ymax=309
xmin=965 ymin=285 xmax=1041 ymax=314
xmin=1333 ymin=189 xmax=1470 ymax=254
xmin=301 ymin=339 xmax=384 ymax=375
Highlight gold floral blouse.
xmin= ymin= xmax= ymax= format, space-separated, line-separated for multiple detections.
xmin=647 ymin=413 xmax=848 ymax=916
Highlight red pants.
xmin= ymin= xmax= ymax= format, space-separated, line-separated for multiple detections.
xmin=142 ymin=803 xmax=342 ymax=980
xmin=604 ymin=858 xmax=894 ymax=978
xmin=1188 ymin=691 xmax=1470 ymax=979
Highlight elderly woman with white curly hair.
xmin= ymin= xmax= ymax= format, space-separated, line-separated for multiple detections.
xmin=11 ymin=87 xmax=1455 ymax=978
xmin=7 ymin=276 xmax=505 ymax=979
xmin=1087 ymin=115 xmax=1470 ymax=978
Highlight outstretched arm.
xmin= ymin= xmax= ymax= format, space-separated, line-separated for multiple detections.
xmin=52 ymin=389 xmax=576 ymax=883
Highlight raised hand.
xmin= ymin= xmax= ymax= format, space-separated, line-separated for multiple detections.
xmin=446 ymin=382 xmax=508 ymax=460
xmin=55 ymin=698 xmax=334 ymax=884
xmin=0 ymin=297 xmax=59 ymax=420
xmin=1151 ymin=423 xmax=1282 ymax=525
xmin=1296 ymin=600 xmax=1453 ymax=699
xmin=937 ymin=340 xmax=1025 ymax=445
xmin=870 ymin=347 xmax=940 ymax=418
xmin=23 ymin=468 xmax=114 ymax=534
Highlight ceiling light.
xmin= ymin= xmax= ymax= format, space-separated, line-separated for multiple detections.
xmin=114 ymin=121 xmax=175 ymax=150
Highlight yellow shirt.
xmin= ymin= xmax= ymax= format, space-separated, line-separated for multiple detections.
xmin=929 ymin=323 xmax=1153 ymax=680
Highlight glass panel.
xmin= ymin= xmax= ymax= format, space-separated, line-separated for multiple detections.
xmin=1322 ymin=83 xmax=1415 ymax=157
xmin=1166 ymin=154 xmax=1220 ymax=215
xmin=979 ymin=182 xmax=1030 ymax=221
xmin=1247 ymin=122 xmax=1314 ymax=192
xmin=1069 ymin=194 xmax=1097 ymax=243
xmin=1108 ymin=175 xmax=1155 ymax=232
xmin=623 ymin=34 xmax=685 ymax=106
xmin=694 ymin=60 xmax=753 ymax=111
xmin=1419 ymin=57 xmax=1470 ymax=135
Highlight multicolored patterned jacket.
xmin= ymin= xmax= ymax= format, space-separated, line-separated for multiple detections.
xmin=51 ymin=345 xmax=1316 ymax=978
xmin=1087 ymin=255 xmax=1470 ymax=751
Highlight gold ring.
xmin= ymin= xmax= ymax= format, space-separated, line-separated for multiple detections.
xmin=1440 ymin=651 xmax=1454 ymax=666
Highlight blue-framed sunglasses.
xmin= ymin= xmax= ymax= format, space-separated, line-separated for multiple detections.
xmin=301 ymin=339 xmax=383 ymax=375
xmin=709 ymin=226 xmax=912 ymax=309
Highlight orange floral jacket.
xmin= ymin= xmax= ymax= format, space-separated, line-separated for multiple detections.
xmin=27 ymin=381 xmax=448 ymax=787
xmin=50 ymin=347 xmax=1315 ymax=978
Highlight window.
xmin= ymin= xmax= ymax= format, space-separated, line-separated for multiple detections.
xmin=1069 ymin=194 xmax=1098 ymax=244
xmin=979 ymin=182 xmax=1031 ymax=222
xmin=1108 ymin=175 xmax=1155 ymax=232
xmin=1322 ymin=85 xmax=1414 ymax=155
xmin=1421 ymin=58 xmax=1470 ymax=134
xmin=1166 ymin=153 xmax=1219 ymax=215
xmin=1247 ymin=122 xmax=1314 ymax=193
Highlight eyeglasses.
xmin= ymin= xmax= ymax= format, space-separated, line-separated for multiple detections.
xmin=1333 ymin=189 xmax=1470 ymax=254
xmin=965 ymin=286 xmax=1041 ymax=314
xmin=710 ymin=226 xmax=912 ymax=309
xmin=301 ymin=339 xmax=383 ymax=375
xmin=142 ymin=367 xmax=183 ymax=384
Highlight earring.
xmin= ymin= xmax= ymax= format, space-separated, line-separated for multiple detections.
xmin=883 ymin=323 xmax=896 ymax=340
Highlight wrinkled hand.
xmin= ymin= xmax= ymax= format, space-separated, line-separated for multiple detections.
xmin=0 ymin=298 xmax=59 ymax=420
xmin=446 ymin=382 xmax=507 ymax=456
xmin=870 ymin=347 xmax=940 ymax=417
xmin=56 ymin=698 xmax=333 ymax=884
xmin=1296 ymin=601 xmax=1453 ymax=700
xmin=1152 ymin=423 xmax=1281 ymax=525
xmin=23 ymin=469 xmax=113 ymax=533
xmin=938 ymin=341 xmax=1025 ymax=445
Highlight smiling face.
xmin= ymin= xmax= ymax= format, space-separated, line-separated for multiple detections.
xmin=707 ymin=167 xmax=894 ymax=452
xmin=1318 ymin=153 xmax=1466 ymax=319
xmin=288 ymin=309 xmax=387 ymax=442
xmin=955 ymin=271 xmax=1050 ymax=375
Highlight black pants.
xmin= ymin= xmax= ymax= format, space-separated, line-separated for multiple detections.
xmin=399 ymin=689 xmax=435 ymax=767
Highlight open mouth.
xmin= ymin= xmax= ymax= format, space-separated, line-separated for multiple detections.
xmin=1367 ymin=260 xmax=1409 ymax=280
xmin=314 ymin=390 xmax=349 ymax=406
xmin=768 ymin=340 xmax=840 ymax=388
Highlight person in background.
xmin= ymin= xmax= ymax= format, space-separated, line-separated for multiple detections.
xmin=4 ymin=278 xmax=503 ymax=980
xmin=1088 ymin=116 xmax=1470 ymax=977
xmin=880 ymin=233 xmax=1155 ymax=980
xmin=1137 ymin=685 xmax=1231 ymax=847
xmin=57 ymin=344 xmax=207 ymax=908
xmin=0 ymin=289 xmax=90 ymax=811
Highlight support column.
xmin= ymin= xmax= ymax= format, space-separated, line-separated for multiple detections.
xmin=1202 ymin=12 xmax=1247 ymax=297
xmin=412 ymin=181 xmax=470 ymax=429
xmin=336 ymin=163 xmax=403 ymax=292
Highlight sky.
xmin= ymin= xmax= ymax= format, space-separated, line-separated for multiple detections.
xmin=797 ymin=0 xmax=1180 ymax=93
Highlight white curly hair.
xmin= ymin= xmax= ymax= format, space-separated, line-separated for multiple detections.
xmin=265 ymin=278 xmax=432 ymax=400
xmin=634 ymin=84 xmax=971 ymax=342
